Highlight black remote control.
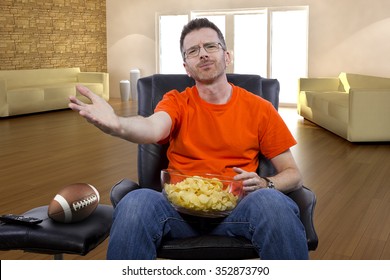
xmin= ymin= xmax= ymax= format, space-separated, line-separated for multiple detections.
xmin=0 ymin=214 xmax=43 ymax=225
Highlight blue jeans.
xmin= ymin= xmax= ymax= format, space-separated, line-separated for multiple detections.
xmin=107 ymin=188 xmax=309 ymax=259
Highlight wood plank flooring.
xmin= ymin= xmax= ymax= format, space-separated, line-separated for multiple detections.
xmin=1 ymin=100 xmax=389 ymax=260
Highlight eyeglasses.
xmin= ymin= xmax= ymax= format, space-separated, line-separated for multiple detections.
xmin=183 ymin=42 xmax=224 ymax=59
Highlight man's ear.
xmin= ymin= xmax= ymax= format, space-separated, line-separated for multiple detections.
xmin=225 ymin=51 xmax=232 ymax=66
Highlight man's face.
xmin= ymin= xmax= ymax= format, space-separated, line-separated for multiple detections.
xmin=182 ymin=28 xmax=230 ymax=84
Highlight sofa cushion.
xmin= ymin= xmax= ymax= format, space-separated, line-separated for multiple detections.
xmin=7 ymin=88 xmax=45 ymax=115
xmin=44 ymin=83 xmax=76 ymax=101
xmin=304 ymin=91 xmax=348 ymax=124
xmin=326 ymin=94 xmax=349 ymax=123
xmin=299 ymin=77 xmax=342 ymax=92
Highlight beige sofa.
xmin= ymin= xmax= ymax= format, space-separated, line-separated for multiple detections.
xmin=298 ymin=72 xmax=390 ymax=142
xmin=0 ymin=68 xmax=109 ymax=117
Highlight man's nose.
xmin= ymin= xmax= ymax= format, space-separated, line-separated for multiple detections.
xmin=199 ymin=47 xmax=209 ymax=58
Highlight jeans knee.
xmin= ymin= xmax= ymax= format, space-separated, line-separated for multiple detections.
xmin=114 ymin=189 xmax=161 ymax=221
xmin=242 ymin=189 xmax=299 ymax=222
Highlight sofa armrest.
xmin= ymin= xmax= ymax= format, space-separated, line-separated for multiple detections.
xmin=77 ymin=72 xmax=109 ymax=100
xmin=299 ymin=77 xmax=342 ymax=92
xmin=348 ymin=88 xmax=390 ymax=141
xmin=0 ymin=78 xmax=6 ymax=94
xmin=77 ymin=72 xmax=105 ymax=83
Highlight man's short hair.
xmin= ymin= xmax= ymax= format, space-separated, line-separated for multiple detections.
xmin=180 ymin=18 xmax=227 ymax=60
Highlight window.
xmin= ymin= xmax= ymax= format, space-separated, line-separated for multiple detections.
xmin=159 ymin=15 xmax=188 ymax=74
xmin=158 ymin=7 xmax=308 ymax=105
xmin=270 ymin=9 xmax=308 ymax=105
xmin=233 ymin=13 xmax=267 ymax=75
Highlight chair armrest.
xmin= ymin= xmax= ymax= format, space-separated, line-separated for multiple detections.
xmin=286 ymin=186 xmax=318 ymax=251
xmin=110 ymin=178 xmax=140 ymax=208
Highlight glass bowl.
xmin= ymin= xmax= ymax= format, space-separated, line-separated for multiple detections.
xmin=161 ymin=169 xmax=244 ymax=218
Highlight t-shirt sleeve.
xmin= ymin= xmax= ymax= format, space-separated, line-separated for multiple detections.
xmin=258 ymin=103 xmax=297 ymax=159
xmin=154 ymin=89 xmax=182 ymax=144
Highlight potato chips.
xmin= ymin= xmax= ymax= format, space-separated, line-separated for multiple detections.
xmin=164 ymin=176 xmax=239 ymax=213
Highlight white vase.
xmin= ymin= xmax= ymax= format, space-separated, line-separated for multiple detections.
xmin=130 ymin=69 xmax=140 ymax=100
xmin=120 ymin=80 xmax=130 ymax=101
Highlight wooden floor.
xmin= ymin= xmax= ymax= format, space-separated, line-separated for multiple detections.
xmin=1 ymin=99 xmax=389 ymax=260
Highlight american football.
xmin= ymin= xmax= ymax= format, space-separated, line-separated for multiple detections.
xmin=48 ymin=183 xmax=100 ymax=223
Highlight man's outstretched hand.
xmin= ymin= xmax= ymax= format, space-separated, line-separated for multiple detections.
xmin=69 ymin=85 xmax=121 ymax=136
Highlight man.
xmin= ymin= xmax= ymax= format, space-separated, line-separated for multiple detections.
xmin=69 ymin=18 xmax=308 ymax=259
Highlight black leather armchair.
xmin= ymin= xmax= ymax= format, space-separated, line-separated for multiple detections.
xmin=110 ymin=74 xmax=318 ymax=259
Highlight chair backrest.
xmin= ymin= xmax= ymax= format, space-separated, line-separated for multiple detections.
xmin=136 ymin=74 xmax=280 ymax=190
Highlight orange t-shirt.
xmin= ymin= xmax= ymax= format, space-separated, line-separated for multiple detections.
xmin=155 ymin=84 xmax=296 ymax=177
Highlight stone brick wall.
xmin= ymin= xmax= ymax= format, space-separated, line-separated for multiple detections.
xmin=0 ymin=0 xmax=107 ymax=72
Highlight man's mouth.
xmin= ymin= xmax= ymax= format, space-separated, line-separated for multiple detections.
xmin=198 ymin=61 xmax=214 ymax=69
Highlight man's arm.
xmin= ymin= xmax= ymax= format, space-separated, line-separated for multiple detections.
xmin=268 ymin=149 xmax=303 ymax=192
xmin=233 ymin=149 xmax=303 ymax=194
xmin=69 ymin=85 xmax=172 ymax=144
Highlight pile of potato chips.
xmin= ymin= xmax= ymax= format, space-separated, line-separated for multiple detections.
xmin=164 ymin=176 xmax=239 ymax=213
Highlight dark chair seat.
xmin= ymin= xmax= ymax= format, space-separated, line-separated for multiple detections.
xmin=158 ymin=235 xmax=258 ymax=260
xmin=0 ymin=204 xmax=113 ymax=259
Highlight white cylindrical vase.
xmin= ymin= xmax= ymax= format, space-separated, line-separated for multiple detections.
xmin=130 ymin=68 xmax=140 ymax=100
xmin=119 ymin=80 xmax=130 ymax=101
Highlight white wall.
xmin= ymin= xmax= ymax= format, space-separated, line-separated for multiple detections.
xmin=106 ymin=0 xmax=390 ymax=98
